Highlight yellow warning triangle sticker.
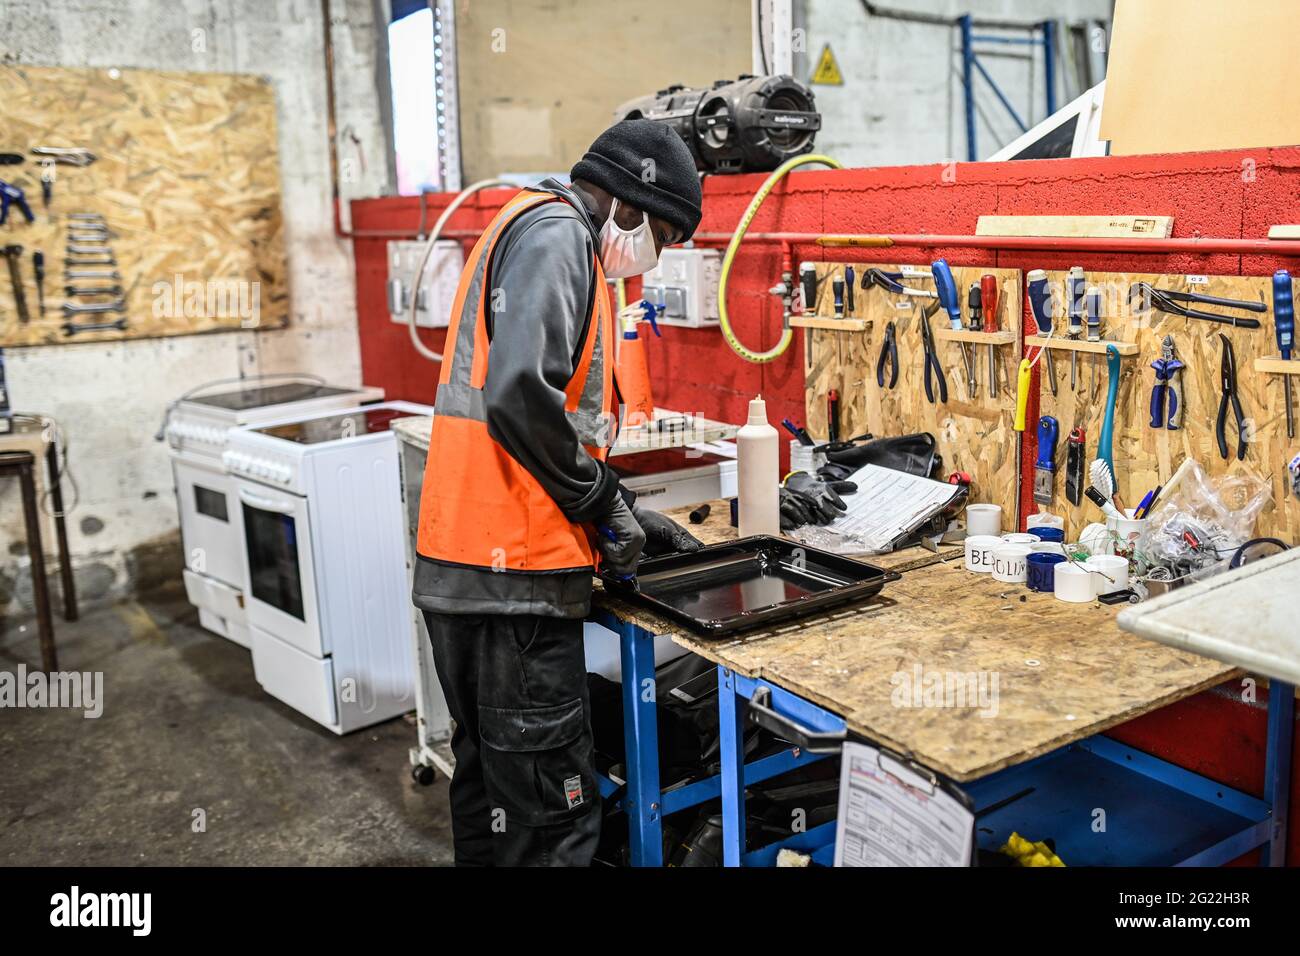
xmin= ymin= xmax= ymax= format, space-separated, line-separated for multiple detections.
xmin=810 ymin=44 xmax=843 ymax=85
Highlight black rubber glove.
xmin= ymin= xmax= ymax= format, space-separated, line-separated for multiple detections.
xmin=633 ymin=504 xmax=705 ymax=557
xmin=779 ymin=471 xmax=857 ymax=530
xmin=596 ymin=497 xmax=646 ymax=577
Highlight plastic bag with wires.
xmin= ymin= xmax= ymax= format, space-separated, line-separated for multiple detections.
xmin=1134 ymin=459 xmax=1270 ymax=580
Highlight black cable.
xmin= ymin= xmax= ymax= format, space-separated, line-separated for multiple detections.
xmin=754 ymin=0 xmax=770 ymax=74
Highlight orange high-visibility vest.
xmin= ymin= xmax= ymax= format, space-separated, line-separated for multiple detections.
xmin=416 ymin=190 xmax=617 ymax=572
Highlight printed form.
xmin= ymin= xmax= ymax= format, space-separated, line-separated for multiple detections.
xmin=834 ymin=740 xmax=974 ymax=867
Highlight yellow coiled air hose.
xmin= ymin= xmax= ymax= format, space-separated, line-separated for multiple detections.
xmin=717 ymin=154 xmax=842 ymax=363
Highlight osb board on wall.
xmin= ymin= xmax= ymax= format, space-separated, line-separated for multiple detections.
xmin=802 ymin=263 xmax=1023 ymax=523
xmin=0 ymin=66 xmax=287 ymax=347
xmin=1028 ymin=270 xmax=1298 ymax=543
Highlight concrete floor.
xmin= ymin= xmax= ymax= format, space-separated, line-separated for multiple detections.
xmin=0 ymin=588 xmax=454 ymax=865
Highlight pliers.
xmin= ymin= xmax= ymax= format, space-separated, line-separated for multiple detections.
xmin=876 ymin=320 xmax=898 ymax=389
xmin=1130 ymin=282 xmax=1264 ymax=330
xmin=1216 ymin=333 xmax=1248 ymax=461
xmin=919 ymin=302 xmax=947 ymax=404
xmin=861 ymin=268 xmax=936 ymax=300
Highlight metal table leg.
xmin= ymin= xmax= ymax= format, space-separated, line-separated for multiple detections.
xmin=47 ymin=443 xmax=78 ymax=622
xmin=1263 ymin=680 xmax=1295 ymax=866
xmin=618 ymin=620 xmax=662 ymax=867
xmin=8 ymin=453 xmax=57 ymax=672
xmin=719 ymin=667 xmax=747 ymax=867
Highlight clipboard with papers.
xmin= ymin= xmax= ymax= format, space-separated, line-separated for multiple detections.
xmin=789 ymin=463 xmax=968 ymax=555
xmin=834 ymin=740 xmax=976 ymax=867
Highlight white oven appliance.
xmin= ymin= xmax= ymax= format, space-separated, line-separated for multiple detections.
xmin=166 ymin=379 xmax=383 ymax=648
xmin=225 ymin=401 xmax=434 ymax=733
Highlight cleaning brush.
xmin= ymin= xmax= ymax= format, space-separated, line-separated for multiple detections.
xmin=1089 ymin=457 xmax=1124 ymax=513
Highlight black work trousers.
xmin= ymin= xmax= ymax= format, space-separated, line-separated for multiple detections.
xmin=423 ymin=611 xmax=601 ymax=866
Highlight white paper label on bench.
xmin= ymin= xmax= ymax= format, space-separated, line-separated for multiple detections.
xmin=833 ymin=741 xmax=974 ymax=867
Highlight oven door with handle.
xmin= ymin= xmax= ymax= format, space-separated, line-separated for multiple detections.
xmin=237 ymin=481 xmax=326 ymax=658
xmin=173 ymin=459 xmax=246 ymax=590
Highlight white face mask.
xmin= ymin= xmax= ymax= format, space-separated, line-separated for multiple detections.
xmin=598 ymin=199 xmax=659 ymax=279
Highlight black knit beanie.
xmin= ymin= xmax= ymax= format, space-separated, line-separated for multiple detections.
xmin=571 ymin=119 xmax=703 ymax=241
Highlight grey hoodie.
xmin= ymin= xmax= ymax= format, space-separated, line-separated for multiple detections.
xmin=412 ymin=179 xmax=621 ymax=618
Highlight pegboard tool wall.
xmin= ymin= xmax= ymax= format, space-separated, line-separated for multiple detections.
xmin=1026 ymin=270 xmax=1298 ymax=543
xmin=802 ymin=262 xmax=1023 ymax=522
xmin=0 ymin=65 xmax=287 ymax=346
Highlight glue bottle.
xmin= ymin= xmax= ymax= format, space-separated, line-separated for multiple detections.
xmin=737 ymin=395 xmax=780 ymax=537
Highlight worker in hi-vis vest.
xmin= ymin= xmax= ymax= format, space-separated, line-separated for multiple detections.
xmin=413 ymin=120 xmax=706 ymax=866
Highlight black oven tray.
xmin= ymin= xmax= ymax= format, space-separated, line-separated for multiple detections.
xmin=600 ymin=535 xmax=900 ymax=635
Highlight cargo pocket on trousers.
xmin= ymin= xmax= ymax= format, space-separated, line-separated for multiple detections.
xmin=478 ymin=697 xmax=595 ymax=828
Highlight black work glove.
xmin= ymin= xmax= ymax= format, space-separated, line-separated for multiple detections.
xmin=779 ymin=471 xmax=857 ymax=531
xmin=596 ymin=497 xmax=646 ymax=577
xmin=632 ymin=504 xmax=705 ymax=557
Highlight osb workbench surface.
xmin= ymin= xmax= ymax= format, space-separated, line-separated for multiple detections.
xmin=591 ymin=501 xmax=1237 ymax=783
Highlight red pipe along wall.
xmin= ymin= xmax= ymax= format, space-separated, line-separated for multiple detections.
xmin=351 ymin=145 xmax=1300 ymax=863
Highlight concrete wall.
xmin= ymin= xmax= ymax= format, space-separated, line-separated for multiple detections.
xmin=455 ymin=0 xmax=753 ymax=181
xmin=0 ymin=0 xmax=393 ymax=619
xmin=794 ymin=0 xmax=1113 ymax=166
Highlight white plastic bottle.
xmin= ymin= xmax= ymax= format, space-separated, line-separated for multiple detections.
xmin=737 ymin=395 xmax=780 ymax=537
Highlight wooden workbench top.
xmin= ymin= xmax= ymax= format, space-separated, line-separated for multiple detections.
xmin=592 ymin=500 xmax=1237 ymax=783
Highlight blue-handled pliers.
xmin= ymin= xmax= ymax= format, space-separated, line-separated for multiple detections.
xmin=876 ymin=320 xmax=898 ymax=389
xmin=0 ymin=180 xmax=34 ymax=226
xmin=918 ymin=302 xmax=947 ymax=404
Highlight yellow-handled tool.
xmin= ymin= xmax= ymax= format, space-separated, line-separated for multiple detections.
xmin=1014 ymin=358 xmax=1032 ymax=431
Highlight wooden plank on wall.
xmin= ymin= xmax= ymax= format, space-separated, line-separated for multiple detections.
xmin=803 ymin=262 xmax=1023 ymax=525
xmin=1028 ymin=270 xmax=1298 ymax=545
xmin=977 ymin=215 xmax=1174 ymax=239
xmin=0 ymin=65 xmax=287 ymax=347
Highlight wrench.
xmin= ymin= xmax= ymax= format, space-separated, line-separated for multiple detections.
xmin=2 ymin=245 xmax=30 ymax=325
xmin=65 ymin=256 xmax=116 ymax=267
xmin=63 ymin=298 xmax=126 ymax=315
xmin=66 ymin=244 xmax=114 ymax=255
xmin=63 ymin=317 xmax=127 ymax=336
xmin=65 ymin=284 xmax=125 ymax=297
xmin=66 ymin=269 xmax=121 ymax=280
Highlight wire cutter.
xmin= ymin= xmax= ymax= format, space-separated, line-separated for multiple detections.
xmin=876 ymin=320 xmax=898 ymax=389
xmin=1149 ymin=334 xmax=1184 ymax=429
xmin=1216 ymin=333 xmax=1248 ymax=461
xmin=919 ymin=302 xmax=947 ymax=404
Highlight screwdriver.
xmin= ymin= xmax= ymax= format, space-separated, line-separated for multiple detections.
xmin=981 ymin=274 xmax=999 ymax=395
xmin=32 ymin=250 xmax=45 ymax=317
xmin=1086 ymin=285 xmax=1102 ymax=397
xmin=1026 ymin=269 xmax=1057 ymax=396
xmin=964 ymin=283 xmax=981 ymax=398
xmin=1067 ymin=266 xmax=1085 ymax=389
xmin=932 ymin=259 xmax=962 ymax=331
xmin=1274 ymin=270 xmax=1295 ymax=438
xmin=844 ymin=265 xmax=855 ymax=314
xmin=800 ymin=262 xmax=817 ymax=314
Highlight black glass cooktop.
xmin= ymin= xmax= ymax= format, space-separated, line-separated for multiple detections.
xmin=254 ymin=407 xmax=407 ymax=445
xmin=189 ymin=383 xmax=355 ymax=412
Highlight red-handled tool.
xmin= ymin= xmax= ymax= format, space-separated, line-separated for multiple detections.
xmin=980 ymin=274 xmax=999 ymax=393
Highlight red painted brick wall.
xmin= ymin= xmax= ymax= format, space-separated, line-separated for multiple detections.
xmin=351 ymin=146 xmax=1300 ymax=863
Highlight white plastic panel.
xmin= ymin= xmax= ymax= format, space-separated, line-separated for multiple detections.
xmin=641 ymin=248 xmax=721 ymax=327
xmin=387 ymin=239 xmax=463 ymax=329
xmin=250 ymin=625 xmax=339 ymax=731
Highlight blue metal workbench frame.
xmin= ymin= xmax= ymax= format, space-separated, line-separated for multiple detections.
xmin=587 ymin=608 xmax=825 ymax=867
xmin=716 ymin=667 xmax=1295 ymax=867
